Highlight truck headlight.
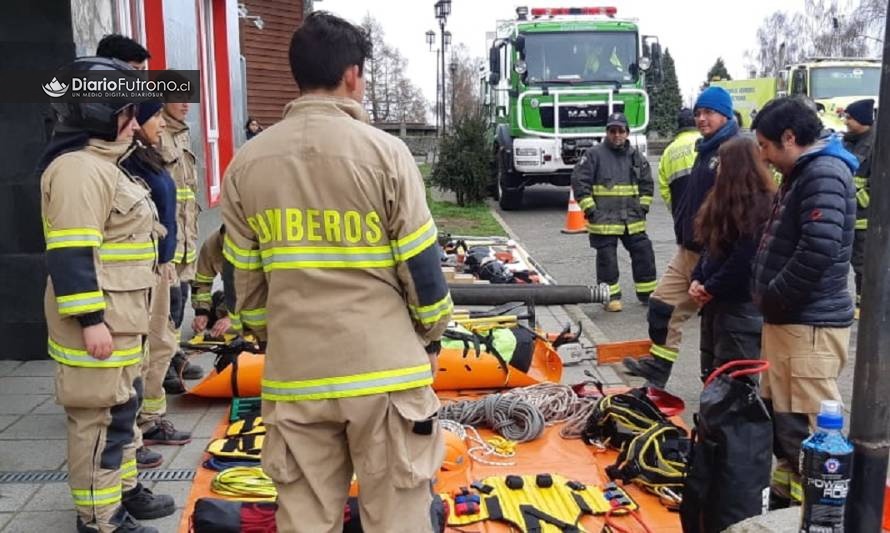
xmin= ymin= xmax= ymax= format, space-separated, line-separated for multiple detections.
xmin=515 ymin=147 xmax=539 ymax=157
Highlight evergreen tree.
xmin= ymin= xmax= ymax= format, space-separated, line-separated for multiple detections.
xmin=702 ymin=57 xmax=732 ymax=89
xmin=648 ymin=48 xmax=683 ymax=138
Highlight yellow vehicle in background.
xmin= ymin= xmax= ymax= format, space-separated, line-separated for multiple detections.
xmin=713 ymin=58 xmax=880 ymax=131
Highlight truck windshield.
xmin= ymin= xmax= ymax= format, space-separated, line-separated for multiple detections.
xmin=522 ymin=31 xmax=637 ymax=85
xmin=810 ymin=66 xmax=881 ymax=99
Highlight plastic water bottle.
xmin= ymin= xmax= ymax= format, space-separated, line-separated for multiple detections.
xmin=799 ymin=400 xmax=854 ymax=533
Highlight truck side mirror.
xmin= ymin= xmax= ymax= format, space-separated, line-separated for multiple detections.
xmin=489 ymin=44 xmax=501 ymax=85
xmin=514 ymin=35 xmax=525 ymax=57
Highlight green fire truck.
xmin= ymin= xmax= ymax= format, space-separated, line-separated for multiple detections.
xmin=712 ymin=58 xmax=881 ymax=131
xmin=484 ymin=6 xmax=661 ymax=210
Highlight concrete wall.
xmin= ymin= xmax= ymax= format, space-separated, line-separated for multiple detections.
xmin=0 ymin=1 xmax=76 ymax=359
xmin=70 ymin=0 xmax=113 ymax=57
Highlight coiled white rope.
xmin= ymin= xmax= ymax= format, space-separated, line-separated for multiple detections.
xmin=439 ymin=383 xmax=600 ymax=442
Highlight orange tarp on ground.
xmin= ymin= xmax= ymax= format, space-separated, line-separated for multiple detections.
xmin=179 ymin=392 xmax=682 ymax=533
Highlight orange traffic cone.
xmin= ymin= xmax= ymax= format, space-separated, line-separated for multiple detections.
xmin=561 ymin=190 xmax=587 ymax=234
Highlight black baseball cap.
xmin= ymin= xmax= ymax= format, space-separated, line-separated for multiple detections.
xmin=606 ymin=112 xmax=629 ymax=129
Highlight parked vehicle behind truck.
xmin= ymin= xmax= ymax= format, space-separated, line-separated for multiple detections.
xmin=712 ymin=58 xmax=880 ymax=131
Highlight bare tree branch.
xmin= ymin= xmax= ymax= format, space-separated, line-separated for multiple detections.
xmin=361 ymin=14 xmax=430 ymax=124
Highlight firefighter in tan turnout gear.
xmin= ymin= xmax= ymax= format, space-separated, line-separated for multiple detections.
xmin=191 ymin=226 xmax=232 ymax=337
xmin=158 ymin=94 xmax=205 ymax=386
xmin=134 ymin=91 xmax=195 ymax=447
xmin=38 ymin=57 xmax=174 ymax=533
xmin=221 ymin=12 xmax=452 ymax=533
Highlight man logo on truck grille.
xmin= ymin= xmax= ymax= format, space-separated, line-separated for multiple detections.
xmin=567 ymin=108 xmax=599 ymax=119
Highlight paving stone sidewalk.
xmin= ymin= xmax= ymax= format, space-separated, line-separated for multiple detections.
xmin=0 ymin=301 xmax=619 ymax=533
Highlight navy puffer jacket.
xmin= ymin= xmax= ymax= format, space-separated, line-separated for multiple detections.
xmin=752 ymin=136 xmax=858 ymax=326
xmin=674 ymin=120 xmax=739 ymax=251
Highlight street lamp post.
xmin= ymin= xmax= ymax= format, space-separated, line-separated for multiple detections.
xmin=425 ymin=30 xmax=438 ymax=134
xmin=449 ymin=59 xmax=458 ymax=127
xmin=435 ymin=0 xmax=452 ymax=136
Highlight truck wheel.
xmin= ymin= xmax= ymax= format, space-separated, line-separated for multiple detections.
xmin=488 ymin=152 xmax=500 ymax=200
xmin=497 ymin=152 xmax=523 ymax=210
xmin=498 ymin=184 xmax=524 ymax=210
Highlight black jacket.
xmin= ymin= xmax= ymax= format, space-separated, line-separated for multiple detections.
xmin=692 ymin=236 xmax=759 ymax=303
xmin=843 ymin=128 xmax=874 ymax=223
xmin=122 ymin=152 xmax=178 ymax=264
xmin=674 ymin=121 xmax=740 ymax=251
xmin=752 ymin=136 xmax=858 ymax=326
xmin=571 ymin=140 xmax=653 ymax=235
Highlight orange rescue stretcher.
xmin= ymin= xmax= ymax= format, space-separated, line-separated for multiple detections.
xmin=185 ymin=332 xmax=564 ymax=398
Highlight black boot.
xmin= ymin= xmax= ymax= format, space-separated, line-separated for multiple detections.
xmin=622 ymin=356 xmax=672 ymax=389
xmin=171 ymin=351 xmax=204 ymax=380
xmin=163 ymin=365 xmax=186 ymax=394
xmin=136 ymin=446 xmax=163 ymax=469
xmin=122 ymin=483 xmax=175 ymax=520
xmin=142 ymin=418 xmax=192 ymax=446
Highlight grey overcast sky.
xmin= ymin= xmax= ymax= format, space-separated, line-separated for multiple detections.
xmin=316 ymin=0 xmax=807 ymax=107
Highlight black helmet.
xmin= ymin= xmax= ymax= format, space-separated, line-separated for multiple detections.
xmin=51 ymin=57 xmax=140 ymax=141
xmin=677 ymin=108 xmax=694 ymax=129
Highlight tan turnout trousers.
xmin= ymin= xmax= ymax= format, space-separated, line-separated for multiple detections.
xmin=138 ymin=262 xmax=178 ymax=430
xmin=58 ymin=361 xmax=143 ymax=531
xmin=761 ymin=323 xmax=849 ymax=471
xmin=647 ymin=247 xmax=700 ymax=363
xmin=262 ymin=386 xmax=444 ymax=533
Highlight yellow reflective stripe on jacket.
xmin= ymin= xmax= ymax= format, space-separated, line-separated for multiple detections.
xmin=856 ymin=188 xmax=870 ymax=208
xmin=48 ymin=338 xmax=142 ymax=368
xmin=856 ymin=219 xmax=868 ymax=230
xmin=650 ymin=344 xmax=678 ymax=363
xmin=261 ymin=245 xmax=395 ymax=270
xmin=195 ymin=272 xmax=215 ymax=283
xmin=176 ymin=188 xmax=196 ymax=201
xmin=45 ymin=228 xmax=103 ymax=250
xmin=98 ymin=241 xmax=156 ymax=262
xmin=192 ymin=292 xmax=212 ymax=303
xmin=262 ymin=364 xmax=433 ymax=401
xmin=608 ymin=283 xmax=621 ymax=296
xmin=241 ymin=307 xmax=268 ymax=328
xmin=142 ymin=395 xmax=166 ymax=414
xmin=223 ymin=235 xmax=262 ymax=271
xmin=578 ymin=196 xmax=595 ymax=211
xmin=586 ymin=223 xmax=626 ymax=235
xmin=639 ymin=195 xmax=653 ymax=207
xmin=854 ymin=176 xmax=868 ymax=189
xmin=56 ymin=291 xmax=106 ymax=315
xmin=392 ymin=219 xmax=438 ymax=262
xmin=635 ymin=280 xmax=657 ymax=293
xmin=120 ymin=459 xmax=138 ymax=480
xmin=173 ymin=248 xmax=198 ymax=264
xmin=627 ymin=220 xmax=646 ymax=234
xmin=592 ymin=184 xmax=639 ymax=196
xmin=71 ymin=484 xmax=122 ymax=507
xmin=408 ymin=294 xmax=453 ymax=326
xmin=586 ymin=221 xmax=647 ymax=235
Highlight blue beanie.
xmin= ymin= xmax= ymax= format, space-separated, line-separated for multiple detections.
xmin=135 ymin=101 xmax=164 ymax=126
xmin=845 ymin=99 xmax=874 ymax=126
xmin=694 ymin=86 xmax=733 ymax=120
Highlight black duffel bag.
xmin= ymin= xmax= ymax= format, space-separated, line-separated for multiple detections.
xmin=680 ymin=360 xmax=772 ymax=533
